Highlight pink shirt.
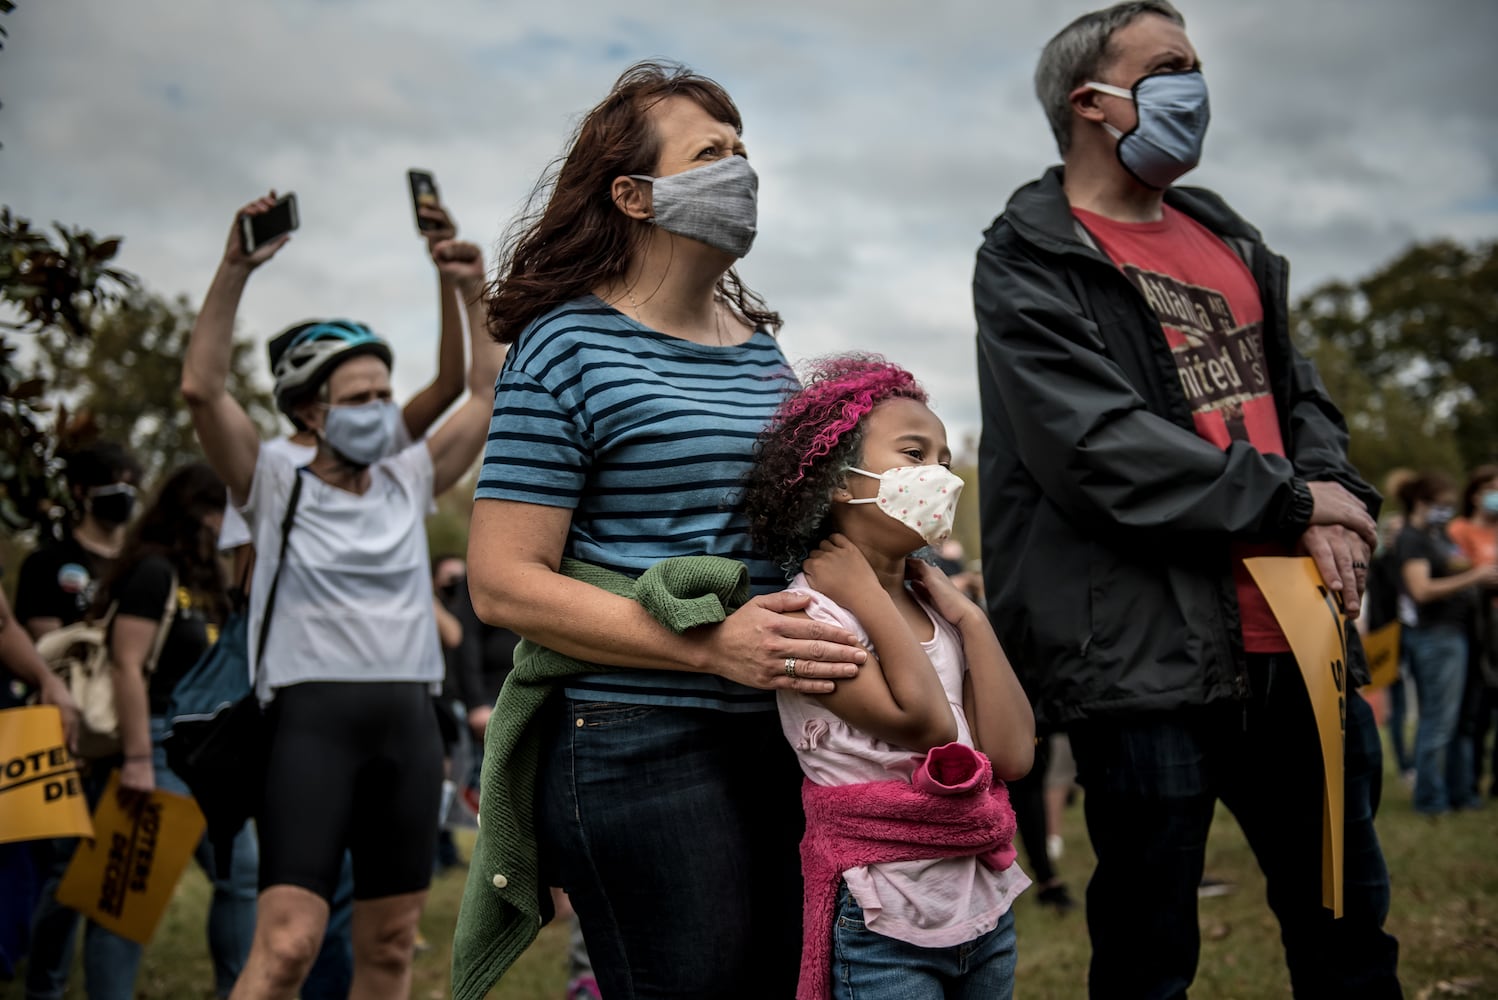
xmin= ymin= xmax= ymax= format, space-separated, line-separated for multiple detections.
xmin=777 ymin=574 xmax=1030 ymax=947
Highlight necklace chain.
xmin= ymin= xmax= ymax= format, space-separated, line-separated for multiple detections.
xmin=624 ymin=284 xmax=729 ymax=346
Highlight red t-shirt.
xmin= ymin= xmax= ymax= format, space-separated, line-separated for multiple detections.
xmin=1074 ymin=204 xmax=1290 ymax=653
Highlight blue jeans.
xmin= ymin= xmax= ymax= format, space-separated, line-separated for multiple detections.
xmin=538 ymin=698 xmax=804 ymax=999
xmin=1386 ymin=660 xmax=1413 ymax=773
xmin=830 ymin=885 xmax=1016 ymax=1000
xmin=26 ymin=722 xmax=259 ymax=1000
xmin=25 ymin=762 xmax=136 ymax=1000
xmin=1405 ymin=625 xmax=1475 ymax=814
xmin=1068 ymin=654 xmax=1400 ymax=1000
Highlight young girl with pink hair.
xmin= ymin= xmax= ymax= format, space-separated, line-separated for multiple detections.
xmin=741 ymin=355 xmax=1035 ymax=1000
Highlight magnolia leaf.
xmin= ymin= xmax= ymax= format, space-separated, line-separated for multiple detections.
xmin=8 ymin=376 xmax=45 ymax=399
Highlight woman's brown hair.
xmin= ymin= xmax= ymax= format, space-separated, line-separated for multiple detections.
xmin=92 ymin=462 xmax=229 ymax=624
xmin=486 ymin=60 xmax=781 ymax=345
xmin=1397 ymin=470 xmax=1456 ymax=516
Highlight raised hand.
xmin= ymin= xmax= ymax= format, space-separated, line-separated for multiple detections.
xmin=802 ymin=533 xmax=883 ymax=613
xmin=432 ymin=238 xmax=485 ymax=294
xmin=419 ymin=204 xmax=457 ymax=249
xmin=224 ymin=192 xmax=291 ymax=271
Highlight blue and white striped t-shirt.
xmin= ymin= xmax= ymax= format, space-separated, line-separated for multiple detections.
xmin=475 ymin=294 xmax=796 ymax=711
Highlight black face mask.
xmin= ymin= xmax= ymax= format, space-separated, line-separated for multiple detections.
xmin=87 ymin=484 xmax=137 ymax=526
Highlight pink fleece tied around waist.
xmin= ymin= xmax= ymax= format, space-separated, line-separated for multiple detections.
xmin=796 ymin=742 xmax=1018 ymax=1000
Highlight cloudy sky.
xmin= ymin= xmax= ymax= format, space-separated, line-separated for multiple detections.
xmin=3 ymin=0 xmax=1495 ymax=454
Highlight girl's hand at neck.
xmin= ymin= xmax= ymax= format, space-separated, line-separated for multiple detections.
xmin=801 ymin=532 xmax=957 ymax=749
xmin=906 ymin=558 xmax=983 ymax=629
xmin=803 ymin=533 xmax=911 ymax=616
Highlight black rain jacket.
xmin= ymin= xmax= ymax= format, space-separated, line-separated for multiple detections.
xmin=973 ymin=166 xmax=1378 ymax=728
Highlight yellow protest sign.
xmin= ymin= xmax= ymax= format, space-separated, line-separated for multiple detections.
xmin=1361 ymin=622 xmax=1401 ymax=690
xmin=1244 ymin=556 xmax=1346 ymax=917
xmin=55 ymin=771 xmax=206 ymax=944
xmin=0 ymin=706 xmax=92 ymax=844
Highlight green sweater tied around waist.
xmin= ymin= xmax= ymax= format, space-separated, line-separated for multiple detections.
xmin=450 ymin=555 xmax=751 ymax=1000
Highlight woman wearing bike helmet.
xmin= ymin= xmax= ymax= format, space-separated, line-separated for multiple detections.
xmin=216 ymin=199 xmax=470 ymax=568
xmin=181 ymin=191 xmax=506 ymax=1000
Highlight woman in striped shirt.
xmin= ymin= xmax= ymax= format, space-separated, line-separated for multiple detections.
xmin=465 ymin=61 xmax=867 ymax=997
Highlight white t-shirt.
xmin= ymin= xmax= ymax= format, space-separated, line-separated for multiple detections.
xmin=242 ymin=441 xmax=444 ymax=700
xmin=218 ymin=424 xmax=425 ymax=551
xmin=219 ymin=437 xmax=315 ymax=551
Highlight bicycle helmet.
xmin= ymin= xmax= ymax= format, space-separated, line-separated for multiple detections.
xmin=270 ymin=319 xmax=394 ymax=418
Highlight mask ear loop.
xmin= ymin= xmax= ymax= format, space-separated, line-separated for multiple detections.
xmin=1080 ymin=81 xmax=1134 ymax=140
xmin=1084 ymin=80 xmax=1134 ymax=100
xmin=842 ymin=467 xmax=882 ymax=506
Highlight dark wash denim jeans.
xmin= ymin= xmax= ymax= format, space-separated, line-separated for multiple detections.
xmin=1069 ymin=653 xmax=1401 ymax=1000
xmin=538 ymin=697 xmax=805 ymax=999
xmin=830 ymin=884 xmax=1017 ymax=1000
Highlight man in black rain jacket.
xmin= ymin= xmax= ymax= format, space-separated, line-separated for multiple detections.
xmin=973 ymin=3 xmax=1401 ymax=997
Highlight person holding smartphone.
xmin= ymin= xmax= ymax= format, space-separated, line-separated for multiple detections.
xmin=182 ymin=191 xmax=506 ymax=1000
xmin=216 ymin=194 xmax=469 ymax=565
xmin=212 ymin=188 xmax=476 ymax=1000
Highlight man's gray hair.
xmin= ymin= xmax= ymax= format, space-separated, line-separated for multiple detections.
xmin=1034 ymin=1 xmax=1185 ymax=156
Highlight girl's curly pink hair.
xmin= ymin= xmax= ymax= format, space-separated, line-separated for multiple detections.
xmin=779 ymin=355 xmax=927 ymax=485
xmin=741 ymin=354 xmax=929 ymax=574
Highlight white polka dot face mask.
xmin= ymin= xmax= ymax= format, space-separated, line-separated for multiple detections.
xmin=844 ymin=465 xmax=965 ymax=547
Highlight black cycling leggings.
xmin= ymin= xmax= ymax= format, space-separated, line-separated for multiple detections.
xmin=259 ymin=681 xmax=443 ymax=900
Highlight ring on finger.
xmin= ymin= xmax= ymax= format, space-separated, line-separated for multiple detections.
xmin=1351 ymin=560 xmax=1367 ymax=570
xmin=784 ymin=656 xmax=798 ymax=679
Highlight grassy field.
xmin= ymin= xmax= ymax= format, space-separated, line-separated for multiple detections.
xmin=7 ymin=742 xmax=1495 ymax=999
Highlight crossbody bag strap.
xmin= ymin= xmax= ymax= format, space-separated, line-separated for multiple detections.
xmin=252 ymin=469 xmax=306 ymax=685
xmin=141 ymin=572 xmax=180 ymax=676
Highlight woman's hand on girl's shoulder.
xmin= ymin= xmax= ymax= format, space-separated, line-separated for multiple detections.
xmin=907 ymin=559 xmax=981 ymax=626
xmin=699 ymin=592 xmax=866 ymax=695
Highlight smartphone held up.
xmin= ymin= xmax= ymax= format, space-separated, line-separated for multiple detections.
xmin=239 ymin=193 xmax=299 ymax=254
xmin=408 ymin=169 xmax=442 ymax=232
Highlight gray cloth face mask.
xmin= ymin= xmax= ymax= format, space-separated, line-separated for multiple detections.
xmin=1087 ymin=70 xmax=1210 ymax=190
xmin=322 ymin=399 xmax=401 ymax=468
xmin=630 ymin=155 xmax=759 ymax=258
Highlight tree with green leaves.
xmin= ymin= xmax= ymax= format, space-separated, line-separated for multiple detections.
xmin=1291 ymin=239 xmax=1497 ymax=488
xmin=1 ymin=207 xmax=138 ymax=534
xmin=33 ymin=290 xmax=279 ymax=487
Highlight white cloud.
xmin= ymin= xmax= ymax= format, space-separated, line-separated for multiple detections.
xmin=3 ymin=0 xmax=1493 ymax=453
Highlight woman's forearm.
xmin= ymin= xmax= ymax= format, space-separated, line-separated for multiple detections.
xmin=112 ymin=662 xmax=154 ymax=761
xmin=463 ymin=280 xmax=504 ymax=397
xmin=1409 ymin=566 xmax=1486 ymax=605
xmin=182 ymin=261 xmax=249 ymax=405
xmin=467 ymin=501 xmax=865 ymax=693
xmin=437 ymin=274 xmax=467 ymax=396
xmin=471 ymin=559 xmax=715 ymax=673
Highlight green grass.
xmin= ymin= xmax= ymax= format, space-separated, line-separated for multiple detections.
xmin=6 ymin=744 xmax=1494 ymax=999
